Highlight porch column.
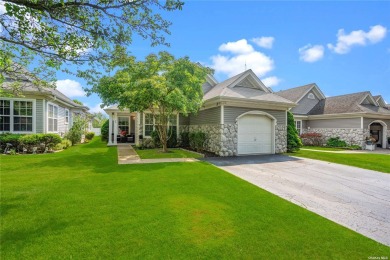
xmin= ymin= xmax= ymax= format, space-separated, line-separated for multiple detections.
xmin=135 ymin=112 xmax=141 ymax=145
xmin=108 ymin=112 xmax=113 ymax=145
xmin=113 ymin=112 xmax=118 ymax=145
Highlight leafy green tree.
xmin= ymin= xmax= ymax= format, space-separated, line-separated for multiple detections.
xmin=94 ymin=51 xmax=210 ymax=152
xmin=287 ymin=111 xmax=302 ymax=152
xmin=65 ymin=114 xmax=89 ymax=145
xmin=0 ymin=0 xmax=184 ymax=93
xmin=92 ymin=112 xmax=107 ymax=128
xmin=72 ymin=99 xmax=83 ymax=105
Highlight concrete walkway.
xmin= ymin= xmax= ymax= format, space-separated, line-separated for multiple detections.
xmin=117 ymin=144 xmax=199 ymax=164
xmin=205 ymin=155 xmax=390 ymax=246
xmin=301 ymin=147 xmax=390 ymax=154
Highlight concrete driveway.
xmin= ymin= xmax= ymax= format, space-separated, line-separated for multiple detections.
xmin=204 ymin=155 xmax=390 ymax=246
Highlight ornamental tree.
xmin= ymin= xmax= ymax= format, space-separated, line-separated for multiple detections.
xmin=287 ymin=111 xmax=302 ymax=152
xmin=93 ymin=51 xmax=211 ymax=152
xmin=0 ymin=0 xmax=184 ymax=94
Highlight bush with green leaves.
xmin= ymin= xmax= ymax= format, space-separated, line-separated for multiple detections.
xmin=179 ymin=132 xmax=190 ymax=148
xmin=85 ymin=132 xmax=95 ymax=140
xmin=54 ymin=139 xmax=73 ymax=151
xmin=287 ymin=111 xmax=302 ymax=152
xmin=151 ymin=130 xmax=161 ymax=148
xmin=101 ymin=119 xmax=109 ymax=141
xmin=38 ymin=133 xmax=62 ymax=150
xmin=66 ymin=115 xmax=89 ymax=145
xmin=167 ymin=128 xmax=177 ymax=148
xmin=326 ymin=137 xmax=347 ymax=147
xmin=20 ymin=134 xmax=40 ymax=153
xmin=189 ymin=131 xmax=207 ymax=152
xmin=0 ymin=133 xmax=24 ymax=151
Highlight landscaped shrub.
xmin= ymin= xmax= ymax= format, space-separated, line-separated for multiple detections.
xmin=151 ymin=130 xmax=162 ymax=148
xmin=300 ymin=132 xmax=324 ymax=146
xmin=38 ymin=133 xmax=62 ymax=150
xmin=189 ymin=131 xmax=207 ymax=152
xmin=0 ymin=133 xmax=24 ymax=151
xmin=179 ymin=132 xmax=190 ymax=148
xmin=141 ymin=138 xmax=155 ymax=149
xmin=85 ymin=132 xmax=95 ymax=140
xmin=20 ymin=134 xmax=40 ymax=153
xmin=101 ymin=119 xmax=109 ymax=141
xmin=167 ymin=128 xmax=177 ymax=148
xmin=66 ymin=115 xmax=89 ymax=145
xmin=326 ymin=137 xmax=347 ymax=147
xmin=54 ymin=139 xmax=73 ymax=151
xmin=287 ymin=111 xmax=302 ymax=152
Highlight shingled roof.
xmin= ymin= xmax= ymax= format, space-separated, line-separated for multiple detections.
xmin=276 ymin=83 xmax=316 ymax=103
xmin=203 ymin=70 xmax=295 ymax=106
xmin=308 ymin=91 xmax=390 ymax=115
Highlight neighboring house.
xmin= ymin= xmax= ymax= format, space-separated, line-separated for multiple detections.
xmin=1 ymin=82 xmax=91 ymax=136
xmin=277 ymin=84 xmax=390 ymax=148
xmin=104 ymin=70 xmax=295 ymax=156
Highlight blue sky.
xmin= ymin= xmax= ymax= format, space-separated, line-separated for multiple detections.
xmin=54 ymin=1 xmax=390 ymax=113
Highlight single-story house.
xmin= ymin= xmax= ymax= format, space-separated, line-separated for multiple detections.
xmin=277 ymin=84 xmax=390 ymax=148
xmin=1 ymin=82 xmax=91 ymax=136
xmin=104 ymin=69 xmax=296 ymax=156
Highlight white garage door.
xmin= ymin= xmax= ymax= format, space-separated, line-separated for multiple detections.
xmin=237 ymin=114 xmax=273 ymax=155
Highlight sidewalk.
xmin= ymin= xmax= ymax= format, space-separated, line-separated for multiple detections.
xmin=117 ymin=144 xmax=199 ymax=164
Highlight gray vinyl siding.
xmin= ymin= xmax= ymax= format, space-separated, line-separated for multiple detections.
xmin=35 ymin=99 xmax=44 ymax=133
xmin=179 ymin=113 xmax=190 ymax=125
xmin=363 ymin=118 xmax=390 ymax=128
xmin=189 ymin=107 xmax=220 ymax=125
xmin=224 ymin=106 xmax=287 ymax=126
xmin=291 ymin=90 xmax=320 ymax=115
xmin=307 ymin=118 xmax=361 ymax=128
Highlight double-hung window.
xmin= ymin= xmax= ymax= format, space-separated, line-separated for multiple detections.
xmin=65 ymin=109 xmax=69 ymax=124
xmin=168 ymin=115 xmax=177 ymax=133
xmin=144 ymin=113 xmax=154 ymax=136
xmin=48 ymin=104 xmax=58 ymax=132
xmin=295 ymin=120 xmax=302 ymax=135
xmin=0 ymin=99 xmax=34 ymax=132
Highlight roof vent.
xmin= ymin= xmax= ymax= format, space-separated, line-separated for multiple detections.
xmin=308 ymin=93 xmax=315 ymax=99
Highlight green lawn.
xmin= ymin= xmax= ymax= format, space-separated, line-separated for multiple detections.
xmin=290 ymin=149 xmax=390 ymax=173
xmin=1 ymin=138 xmax=389 ymax=258
xmin=134 ymin=147 xmax=203 ymax=159
xmin=302 ymin=146 xmax=344 ymax=151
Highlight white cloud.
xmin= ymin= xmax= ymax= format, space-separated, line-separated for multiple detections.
xmin=0 ymin=1 xmax=6 ymax=15
xmin=211 ymin=39 xmax=274 ymax=78
xmin=299 ymin=44 xmax=324 ymax=62
xmin=219 ymin=39 xmax=254 ymax=54
xmin=88 ymin=103 xmax=106 ymax=114
xmin=56 ymin=79 xmax=86 ymax=97
xmin=328 ymin=25 xmax=387 ymax=54
xmin=251 ymin=37 xmax=275 ymax=49
xmin=261 ymin=76 xmax=281 ymax=87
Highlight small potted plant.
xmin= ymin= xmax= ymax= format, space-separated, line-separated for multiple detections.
xmin=365 ymin=136 xmax=376 ymax=151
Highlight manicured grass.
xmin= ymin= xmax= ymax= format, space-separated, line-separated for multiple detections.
xmin=290 ymin=149 xmax=390 ymax=173
xmin=302 ymin=146 xmax=344 ymax=151
xmin=134 ymin=147 xmax=203 ymax=159
xmin=1 ymin=138 xmax=389 ymax=259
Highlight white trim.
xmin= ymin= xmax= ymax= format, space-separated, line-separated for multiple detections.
xmin=236 ymin=110 xmax=277 ymax=155
xmin=361 ymin=117 xmax=363 ymax=129
xmin=65 ymin=109 xmax=70 ymax=125
xmin=220 ymin=105 xmax=224 ymax=124
xmin=295 ymin=120 xmax=303 ymax=135
xmin=368 ymin=120 xmax=388 ymax=149
xmin=295 ymin=84 xmax=326 ymax=104
xmin=0 ymin=97 xmax=36 ymax=134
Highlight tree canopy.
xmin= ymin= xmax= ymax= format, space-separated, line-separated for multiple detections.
xmin=93 ymin=51 xmax=211 ymax=151
xmin=0 ymin=0 xmax=184 ymax=92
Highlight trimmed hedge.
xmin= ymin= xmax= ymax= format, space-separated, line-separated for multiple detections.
xmin=0 ymin=133 xmax=62 ymax=153
xmin=85 ymin=132 xmax=95 ymax=140
xmin=101 ymin=119 xmax=109 ymax=141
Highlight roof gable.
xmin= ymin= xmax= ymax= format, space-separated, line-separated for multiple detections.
xmin=359 ymin=93 xmax=378 ymax=106
xmin=373 ymin=95 xmax=387 ymax=107
xmin=228 ymin=69 xmax=271 ymax=93
xmin=277 ymin=83 xmax=325 ymax=103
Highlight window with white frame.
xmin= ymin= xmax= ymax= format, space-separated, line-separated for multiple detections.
xmin=144 ymin=113 xmax=154 ymax=136
xmin=0 ymin=99 xmax=34 ymax=132
xmin=48 ymin=104 xmax=58 ymax=132
xmin=168 ymin=115 xmax=177 ymax=132
xmin=65 ymin=109 xmax=69 ymax=124
xmin=295 ymin=120 xmax=302 ymax=135
xmin=0 ymin=100 xmax=11 ymax=131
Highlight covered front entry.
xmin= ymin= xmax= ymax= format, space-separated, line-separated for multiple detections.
xmin=368 ymin=120 xmax=388 ymax=149
xmin=237 ymin=112 xmax=275 ymax=155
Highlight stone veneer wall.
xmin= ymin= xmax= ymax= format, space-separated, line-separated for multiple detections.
xmin=302 ymin=128 xmax=366 ymax=147
xmin=275 ymin=125 xmax=287 ymax=153
xmin=185 ymin=123 xmax=287 ymax=156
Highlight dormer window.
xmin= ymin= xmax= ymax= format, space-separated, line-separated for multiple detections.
xmin=308 ymin=93 xmax=315 ymax=99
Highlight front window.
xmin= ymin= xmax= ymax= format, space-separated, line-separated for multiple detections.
xmin=295 ymin=120 xmax=302 ymax=135
xmin=48 ymin=104 xmax=58 ymax=132
xmin=144 ymin=113 xmax=154 ymax=136
xmin=65 ymin=109 xmax=69 ymax=124
xmin=118 ymin=117 xmax=129 ymax=135
xmin=169 ymin=115 xmax=177 ymax=132
xmin=0 ymin=100 xmax=11 ymax=131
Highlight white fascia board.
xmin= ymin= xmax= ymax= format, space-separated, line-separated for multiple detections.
xmin=296 ymin=84 xmax=326 ymax=104
xmin=203 ymin=96 xmax=296 ymax=111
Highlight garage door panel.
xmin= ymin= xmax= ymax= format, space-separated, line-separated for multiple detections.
xmin=237 ymin=114 xmax=273 ymax=155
